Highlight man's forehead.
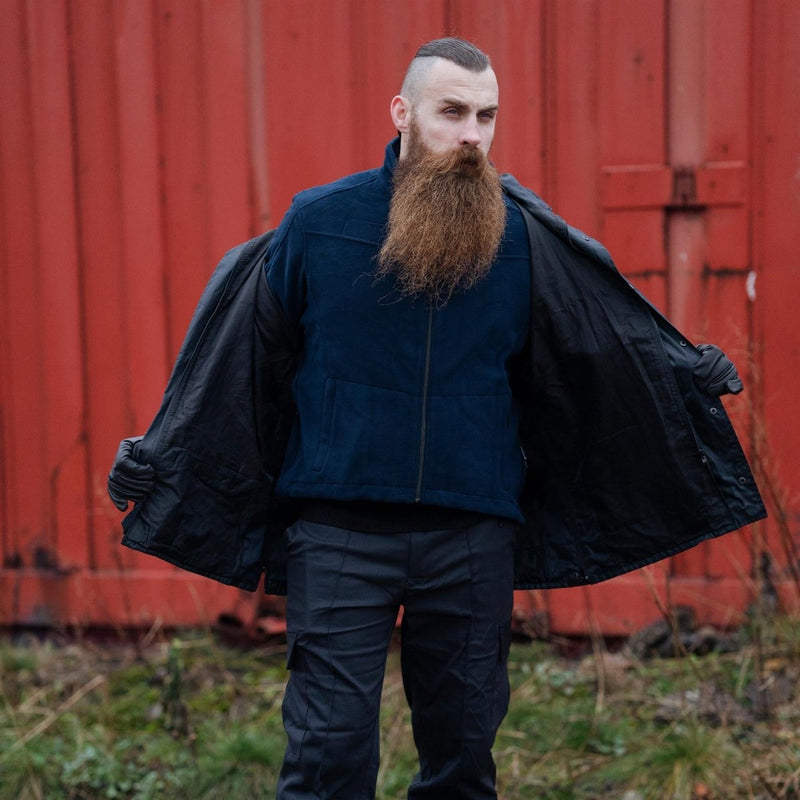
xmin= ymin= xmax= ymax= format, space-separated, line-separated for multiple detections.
xmin=418 ymin=59 xmax=498 ymax=104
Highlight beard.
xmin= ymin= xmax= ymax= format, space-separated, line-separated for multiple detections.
xmin=376 ymin=127 xmax=507 ymax=305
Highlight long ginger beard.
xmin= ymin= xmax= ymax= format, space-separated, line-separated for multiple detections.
xmin=376 ymin=126 xmax=507 ymax=305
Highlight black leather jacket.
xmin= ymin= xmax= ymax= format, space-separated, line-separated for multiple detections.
xmin=120 ymin=176 xmax=766 ymax=595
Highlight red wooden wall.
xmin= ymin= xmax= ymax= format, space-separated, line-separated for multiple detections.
xmin=1 ymin=0 xmax=798 ymax=636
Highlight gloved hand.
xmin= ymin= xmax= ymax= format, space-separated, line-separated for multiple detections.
xmin=107 ymin=436 xmax=154 ymax=511
xmin=693 ymin=343 xmax=743 ymax=396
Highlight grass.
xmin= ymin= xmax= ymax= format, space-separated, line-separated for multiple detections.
xmin=1 ymin=620 xmax=799 ymax=800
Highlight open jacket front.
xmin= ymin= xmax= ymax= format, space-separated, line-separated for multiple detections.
xmin=120 ymin=177 xmax=766 ymax=595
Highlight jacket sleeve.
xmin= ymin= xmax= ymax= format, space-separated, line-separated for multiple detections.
xmin=254 ymin=264 xmax=301 ymax=481
xmin=252 ymin=260 xmax=302 ymax=596
xmin=120 ymin=231 xmax=298 ymax=592
xmin=263 ymin=202 xmax=308 ymax=323
xmin=503 ymin=177 xmax=766 ymax=589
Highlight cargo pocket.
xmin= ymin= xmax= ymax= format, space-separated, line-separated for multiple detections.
xmin=282 ymin=631 xmax=306 ymax=763
xmin=492 ymin=623 xmax=512 ymax=731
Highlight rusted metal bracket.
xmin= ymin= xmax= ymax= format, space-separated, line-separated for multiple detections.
xmin=599 ymin=162 xmax=747 ymax=210
xmin=670 ymin=165 xmax=698 ymax=207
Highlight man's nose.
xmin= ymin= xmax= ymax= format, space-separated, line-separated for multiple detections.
xmin=459 ymin=117 xmax=481 ymax=147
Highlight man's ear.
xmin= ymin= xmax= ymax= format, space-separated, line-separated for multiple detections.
xmin=390 ymin=95 xmax=411 ymax=134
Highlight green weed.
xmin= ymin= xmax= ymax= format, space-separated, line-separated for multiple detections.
xmin=1 ymin=622 xmax=799 ymax=799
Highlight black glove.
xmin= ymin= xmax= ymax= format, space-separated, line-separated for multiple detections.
xmin=107 ymin=436 xmax=154 ymax=511
xmin=693 ymin=344 xmax=743 ymax=396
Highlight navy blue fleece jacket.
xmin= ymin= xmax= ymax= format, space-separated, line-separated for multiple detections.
xmin=264 ymin=139 xmax=531 ymax=522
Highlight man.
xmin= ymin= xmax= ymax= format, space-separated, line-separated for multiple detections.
xmin=108 ymin=38 xmax=765 ymax=799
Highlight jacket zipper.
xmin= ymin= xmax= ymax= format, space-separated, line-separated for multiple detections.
xmin=415 ymin=306 xmax=434 ymax=501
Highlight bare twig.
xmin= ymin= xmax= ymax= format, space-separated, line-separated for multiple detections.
xmin=581 ymin=586 xmax=607 ymax=719
xmin=8 ymin=674 xmax=106 ymax=754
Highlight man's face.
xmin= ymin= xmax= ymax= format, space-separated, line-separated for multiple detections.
xmin=378 ymin=61 xmax=507 ymax=304
xmin=391 ymin=59 xmax=499 ymax=158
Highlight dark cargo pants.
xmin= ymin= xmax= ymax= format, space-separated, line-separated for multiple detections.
xmin=275 ymin=517 xmax=515 ymax=800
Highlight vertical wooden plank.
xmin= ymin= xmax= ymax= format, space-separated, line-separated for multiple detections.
xmin=695 ymin=0 xmax=751 ymax=433
xmin=666 ymin=0 xmax=708 ymax=339
xmin=0 ymin=0 xmax=89 ymax=577
xmin=599 ymin=0 xmax=667 ymax=165
xmin=668 ymin=0 xmax=754 ymax=580
xmin=0 ymin=168 xmax=7 ymax=569
xmin=0 ymin=0 xmax=40 ymax=573
xmin=69 ymin=0 xmax=132 ymax=571
xmin=701 ymin=0 xmax=753 ymax=353
xmin=698 ymin=274 xmax=755 ymax=581
xmin=752 ymin=0 xmax=800 ymax=584
xmin=156 ymin=0 xmax=209 ymax=354
xmin=697 ymin=0 xmax=754 ymax=582
xmin=705 ymin=0 xmax=751 ymax=164
xmin=259 ymin=0 xmax=358 ymax=220
xmin=92 ymin=0 xmax=172 ymax=573
xmin=664 ymin=0 xmax=712 ymax=578
xmin=155 ymin=0 xmax=253 ymax=350
xmin=27 ymin=0 xmax=89 ymax=571
xmin=243 ymin=0 xmax=271 ymax=234
xmin=111 ymin=0 xmax=169 ymax=428
xmin=139 ymin=0 xmax=251 ymax=354
xmin=598 ymin=0 xmax=668 ymax=303
xmin=200 ymin=0 xmax=251 ymax=257
xmin=549 ymin=0 xmax=601 ymax=233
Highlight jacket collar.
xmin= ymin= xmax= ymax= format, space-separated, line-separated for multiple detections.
xmin=377 ymin=137 xmax=401 ymax=193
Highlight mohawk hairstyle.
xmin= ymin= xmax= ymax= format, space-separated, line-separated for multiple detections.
xmin=401 ymin=37 xmax=491 ymax=103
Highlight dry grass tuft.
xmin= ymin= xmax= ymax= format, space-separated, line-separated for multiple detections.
xmin=1 ymin=618 xmax=799 ymax=799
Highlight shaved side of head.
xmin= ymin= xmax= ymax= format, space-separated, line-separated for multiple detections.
xmin=400 ymin=37 xmax=491 ymax=104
